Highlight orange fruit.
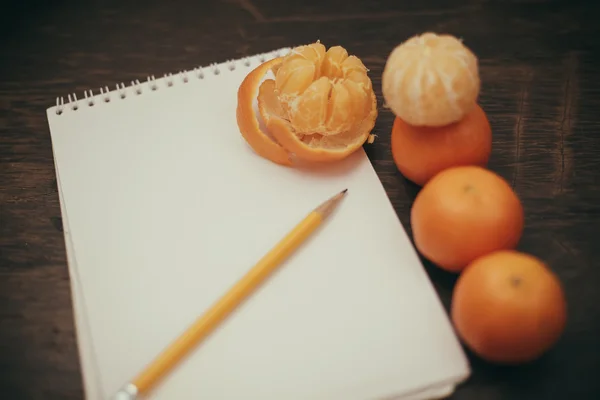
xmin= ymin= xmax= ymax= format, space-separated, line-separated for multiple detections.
xmin=382 ymin=32 xmax=480 ymax=127
xmin=236 ymin=42 xmax=378 ymax=165
xmin=410 ymin=166 xmax=524 ymax=272
xmin=390 ymin=103 xmax=492 ymax=187
xmin=451 ymin=250 xmax=567 ymax=364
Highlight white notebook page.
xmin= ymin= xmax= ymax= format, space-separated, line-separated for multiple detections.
xmin=48 ymin=48 xmax=470 ymax=399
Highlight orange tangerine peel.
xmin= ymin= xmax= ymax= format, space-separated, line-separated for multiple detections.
xmin=382 ymin=32 xmax=480 ymax=127
xmin=236 ymin=57 xmax=293 ymax=166
xmin=236 ymin=42 xmax=378 ymax=165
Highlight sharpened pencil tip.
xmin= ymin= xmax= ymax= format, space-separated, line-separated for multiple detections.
xmin=315 ymin=189 xmax=348 ymax=217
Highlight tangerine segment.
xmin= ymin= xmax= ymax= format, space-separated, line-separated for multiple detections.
xmin=382 ymin=32 xmax=480 ymax=127
xmin=322 ymin=46 xmax=348 ymax=79
xmin=391 ymin=103 xmax=492 ymax=187
xmin=257 ymin=79 xmax=286 ymax=122
xmin=289 ymin=76 xmax=332 ymax=134
xmin=236 ymin=57 xmax=292 ymax=166
xmin=276 ymin=43 xmax=326 ymax=109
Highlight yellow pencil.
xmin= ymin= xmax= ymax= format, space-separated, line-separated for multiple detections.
xmin=112 ymin=189 xmax=348 ymax=400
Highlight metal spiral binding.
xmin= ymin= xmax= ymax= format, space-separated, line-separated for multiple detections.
xmin=53 ymin=48 xmax=290 ymax=116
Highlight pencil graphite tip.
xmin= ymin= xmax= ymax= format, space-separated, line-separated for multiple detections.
xmin=316 ymin=189 xmax=348 ymax=217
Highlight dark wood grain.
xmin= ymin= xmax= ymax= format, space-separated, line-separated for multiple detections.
xmin=1 ymin=0 xmax=599 ymax=399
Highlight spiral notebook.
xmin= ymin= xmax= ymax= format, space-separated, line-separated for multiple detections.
xmin=47 ymin=47 xmax=470 ymax=400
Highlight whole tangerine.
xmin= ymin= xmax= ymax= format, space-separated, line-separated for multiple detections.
xmin=451 ymin=250 xmax=567 ymax=364
xmin=410 ymin=165 xmax=524 ymax=272
xmin=382 ymin=32 xmax=480 ymax=127
xmin=391 ymin=103 xmax=492 ymax=187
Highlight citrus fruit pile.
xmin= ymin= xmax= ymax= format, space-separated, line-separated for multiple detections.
xmin=236 ymin=41 xmax=378 ymax=166
xmin=381 ymin=33 xmax=567 ymax=365
xmin=410 ymin=165 xmax=566 ymax=364
xmin=382 ymin=32 xmax=492 ymax=186
xmin=236 ymin=35 xmax=567 ymax=366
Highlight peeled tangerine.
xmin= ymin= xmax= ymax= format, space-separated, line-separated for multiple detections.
xmin=382 ymin=32 xmax=480 ymax=127
xmin=236 ymin=42 xmax=378 ymax=166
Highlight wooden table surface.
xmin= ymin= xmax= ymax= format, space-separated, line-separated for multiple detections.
xmin=1 ymin=0 xmax=599 ymax=399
